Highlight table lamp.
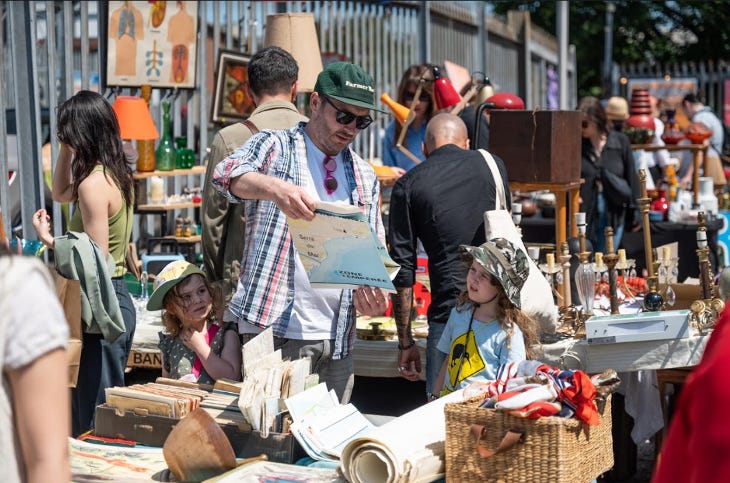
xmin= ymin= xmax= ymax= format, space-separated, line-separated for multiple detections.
xmin=264 ymin=13 xmax=323 ymax=93
xmin=112 ymin=96 xmax=159 ymax=172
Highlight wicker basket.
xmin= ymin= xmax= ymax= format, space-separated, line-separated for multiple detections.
xmin=444 ymin=395 xmax=613 ymax=483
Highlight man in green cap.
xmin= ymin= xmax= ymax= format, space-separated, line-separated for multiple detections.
xmin=212 ymin=62 xmax=387 ymax=403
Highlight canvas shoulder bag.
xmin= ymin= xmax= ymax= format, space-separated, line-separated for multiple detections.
xmin=479 ymin=149 xmax=558 ymax=334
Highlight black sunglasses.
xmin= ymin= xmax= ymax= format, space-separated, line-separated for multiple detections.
xmin=321 ymin=95 xmax=374 ymax=130
xmin=404 ymin=92 xmax=431 ymax=103
xmin=581 ymin=120 xmax=589 ymax=128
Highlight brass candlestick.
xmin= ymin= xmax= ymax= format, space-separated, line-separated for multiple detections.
xmin=539 ymin=252 xmax=562 ymax=303
xmin=696 ymin=211 xmax=714 ymax=301
xmin=690 ymin=211 xmax=725 ymax=334
xmin=603 ymin=227 xmax=620 ymax=315
xmin=559 ymin=241 xmax=572 ymax=308
xmin=638 ymin=169 xmax=663 ymax=311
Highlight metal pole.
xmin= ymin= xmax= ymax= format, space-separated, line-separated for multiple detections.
xmin=47 ymin=0 xmax=62 ymax=237
xmin=9 ymin=1 xmax=43 ymax=240
xmin=0 ymin=2 xmax=8 ymax=239
xmin=479 ymin=1 xmax=488 ymax=75
xmin=418 ymin=1 xmax=429 ymax=65
xmin=603 ymin=1 xmax=615 ymax=97
xmin=557 ymin=1 xmax=569 ymax=110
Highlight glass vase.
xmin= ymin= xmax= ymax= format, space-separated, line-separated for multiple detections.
xmin=155 ymin=101 xmax=176 ymax=171
xmin=136 ymin=85 xmax=156 ymax=172
xmin=575 ymin=262 xmax=596 ymax=315
xmin=175 ymin=137 xmax=188 ymax=169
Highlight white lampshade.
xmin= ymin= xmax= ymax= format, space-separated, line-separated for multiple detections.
xmin=264 ymin=13 xmax=323 ymax=93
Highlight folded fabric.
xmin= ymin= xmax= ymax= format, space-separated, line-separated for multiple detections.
xmin=507 ymin=401 xmax=561 ymax=419
xmin=475 ymin=360 xmax=602 ymax=425
xmin=494 ymin=384 xmax=558 ymax=410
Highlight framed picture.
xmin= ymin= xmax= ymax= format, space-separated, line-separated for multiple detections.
xmin=106 ymin=1 xmax=199 ymax=88
xmin=211 ymin=50 xmax=256 ymax=124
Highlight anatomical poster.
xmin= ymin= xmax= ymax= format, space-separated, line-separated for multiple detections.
xmin=106 ymin=1 xmax=199 ymax=88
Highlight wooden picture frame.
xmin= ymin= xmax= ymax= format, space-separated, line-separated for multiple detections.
xmin=210 ymin=50 xmax=255 ymax=124
xmin=106 ymin=1 xmax=199 ymax=88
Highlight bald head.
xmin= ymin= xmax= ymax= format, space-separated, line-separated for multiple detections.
xmin=423 ymin=113 xmax=469 ymax=156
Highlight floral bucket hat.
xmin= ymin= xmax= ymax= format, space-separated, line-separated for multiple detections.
xmin=461 ymin=237 xmax=529 ymax=308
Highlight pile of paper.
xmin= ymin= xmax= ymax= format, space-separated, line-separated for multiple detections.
xmin=285 ymin=383 xmax=374 ymax=461
xmin=238 ymin=328 xmax=319 ymax=435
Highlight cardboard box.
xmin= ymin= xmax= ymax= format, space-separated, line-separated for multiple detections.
xmin=94 ymin=406 xmax=305 ymax=463
xmin=488 ymin=110 xmax=582 ymax=184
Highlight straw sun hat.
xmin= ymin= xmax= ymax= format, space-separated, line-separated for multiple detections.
xmin=605 ymin=96 xmax=629 ymax=122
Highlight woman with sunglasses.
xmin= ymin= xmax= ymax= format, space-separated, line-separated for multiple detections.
xmin=578 ymin=96 xmax=637 ymax=253
xmin=382 ymin=64 xmax=436 ymax=174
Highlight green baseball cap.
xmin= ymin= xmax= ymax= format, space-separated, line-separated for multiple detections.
xmin=146 ymin=260 xmax=206 ymax=311
xmin=314 ymin=62 xmax=386 ymax=113
xmin=461 ymin=237 xmax=529 ymax=308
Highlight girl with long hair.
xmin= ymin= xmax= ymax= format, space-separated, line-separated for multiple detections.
xmin=32 ymin=90 xmax=136 ymax=436
xmin=432 ymin=238 xmax=539 ymax=398
xmin=147 ymin=260 xmax=241 ymax=384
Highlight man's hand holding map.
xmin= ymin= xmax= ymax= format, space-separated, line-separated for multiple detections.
xmin=286 ymin=201 xmax=400 ymax=292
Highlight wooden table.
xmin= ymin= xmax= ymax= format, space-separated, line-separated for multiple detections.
xmin=511 ymin=179 xmax=583 ymax=250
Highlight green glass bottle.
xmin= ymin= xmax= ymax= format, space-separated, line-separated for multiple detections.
xmin=175 ymin=136 xmax=188 ymax=169
xmin=155 ymin=101 xmax=176 ymax=171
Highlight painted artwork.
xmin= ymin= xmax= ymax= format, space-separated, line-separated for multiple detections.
xmin=211 ymin=50 xmax=255 ymax=124
xmin=106 ymin=1 xmax=198 ymax=88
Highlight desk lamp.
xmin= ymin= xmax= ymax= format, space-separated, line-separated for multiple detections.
xmin=112 ymin=96 xmax=159 ymax=172
xmin=473 ymin=92 xmax=525 ymax=150
xmin=431 ymin=65 xmax=461 ymax=111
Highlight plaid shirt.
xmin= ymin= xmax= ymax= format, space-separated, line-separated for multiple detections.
xmin=212 ymin=122 xmax=383 ymax=359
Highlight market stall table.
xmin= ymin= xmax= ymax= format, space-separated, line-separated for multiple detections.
xmin=521 ymin=211 xmax=722 ymax=280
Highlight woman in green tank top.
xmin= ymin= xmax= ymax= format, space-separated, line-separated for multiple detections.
xmin=31 ymin=90 xmax=137 ymax=436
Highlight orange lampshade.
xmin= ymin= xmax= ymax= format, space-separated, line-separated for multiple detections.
xmin=380 ymin=93 xmax=413 ymax=126
xmin=112 ymin=96 xmax=159 ymax=140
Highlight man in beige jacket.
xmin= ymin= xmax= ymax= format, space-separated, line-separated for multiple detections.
xmin=202 ymin=47 xmax=307 ymax=305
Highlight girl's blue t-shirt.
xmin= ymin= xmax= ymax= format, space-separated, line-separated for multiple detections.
xmin=437 ymin=307 xmax=526 ymax=393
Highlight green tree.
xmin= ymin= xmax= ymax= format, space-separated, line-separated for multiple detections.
xmin=491 ymin=1 xmax=730 ymax=99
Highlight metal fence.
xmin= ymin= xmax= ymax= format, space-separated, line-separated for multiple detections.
xmin=620 ymin=60 xmax=730 ymax=115
xmin=0 ymin=0 xmax=572 ymax=242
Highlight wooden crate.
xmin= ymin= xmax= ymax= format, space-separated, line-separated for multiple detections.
xmin=489 ymin=110 xmax=582 ymax=184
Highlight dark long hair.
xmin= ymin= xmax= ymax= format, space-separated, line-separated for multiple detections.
xmin=394 ymin=64 xmax=435 ymax=149
xmin=577 ymin=96 xmax=611 ymax=136
xmin=56 ymin=90 xmax=133 ymax=206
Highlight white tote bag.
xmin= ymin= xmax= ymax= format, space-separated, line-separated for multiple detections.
xmin=480 ymin=149 xmax=559 ymax=334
